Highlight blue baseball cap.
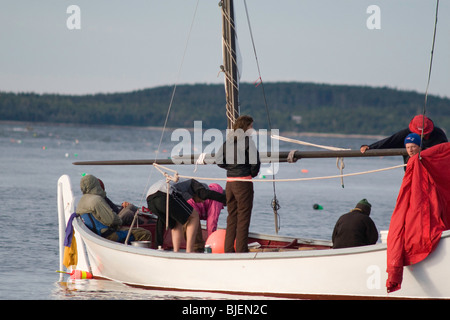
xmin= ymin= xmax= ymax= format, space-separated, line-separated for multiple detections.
xmin=404 ymin=133 xmax=421 ymax=146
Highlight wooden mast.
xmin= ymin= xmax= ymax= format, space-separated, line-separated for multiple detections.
xmin=221 ymin=0 xmax=239 ymax=129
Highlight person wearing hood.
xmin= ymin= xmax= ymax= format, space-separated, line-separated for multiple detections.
xmin=360 ymin=115 xmax=447 ymax=167
xmin=97 ymin=178 xmax=143 ymax=226
xmin=216 ymin=115 xmax=261 ymax=253
xmin=332 ymin=199 xmax=378 ymax=249
xmin=76 ymin=174 xmax=151 ymax=243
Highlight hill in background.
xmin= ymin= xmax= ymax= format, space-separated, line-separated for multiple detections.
xmin=1 ymin=82 xmax=449 ymax=135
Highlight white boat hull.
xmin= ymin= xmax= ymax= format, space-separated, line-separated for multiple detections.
xmin=58 ymin=175 xmax=450 ymax=299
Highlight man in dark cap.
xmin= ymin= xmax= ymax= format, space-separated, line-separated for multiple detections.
xmin=360 ymin=115 xmax=447 ymax=165
xmin=332 ymin=199 xmax=378 ymax=249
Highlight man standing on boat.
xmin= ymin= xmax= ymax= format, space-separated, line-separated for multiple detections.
xmin=332 ymin=199 xmax=378 ymax=249
xmin=216 ymin=115 xmax=261 ymax=253
xmin=360 ymin=115 xmax=447 ymax=165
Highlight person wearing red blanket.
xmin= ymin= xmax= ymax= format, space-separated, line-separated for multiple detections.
xmin=386 ymin=142 xmax=450 ymax=293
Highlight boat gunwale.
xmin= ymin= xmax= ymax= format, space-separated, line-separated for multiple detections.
xmin=74 ymin=217 xmax=450 ymax=261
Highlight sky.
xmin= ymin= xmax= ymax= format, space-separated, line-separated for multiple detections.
xmin=1 ymin=0 xmax=449 ymax=98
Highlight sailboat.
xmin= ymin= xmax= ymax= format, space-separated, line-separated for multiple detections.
xmin=57 ymin=0 xmax=450 ymax=299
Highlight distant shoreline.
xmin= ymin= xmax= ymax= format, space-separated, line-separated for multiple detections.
xmin=0 ymin=120 xmax=386 ymax=140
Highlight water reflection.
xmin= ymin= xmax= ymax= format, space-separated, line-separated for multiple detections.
xmin=53 ymin=279 xmax=287 ymax=300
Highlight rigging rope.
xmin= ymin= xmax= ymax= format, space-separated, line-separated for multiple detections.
xmin=423 ymin=0 xmax=440 ymax=117
xmin=271 ymin=135 xmax=350 ymax=151
xmin=139 ymin=0 xmax=200 ymax=209
xmin=153 ymin=163 xmax=406 ymax=182
xmin=153 ymin=163 xmax=180 ymax=230
xmin=243 ymin=0 xmax=280 ymax=232
xmin=272 ymin=134 xmax=350 ymax=187
xmin=420 ymin=0 xmax=440 ymax=160
xmin=153 ymin=163 xmax=406 ymax=183
xmin=151 ymin=160 xmax=404 ymax=234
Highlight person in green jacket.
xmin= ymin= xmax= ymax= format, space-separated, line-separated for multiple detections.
xmin=76 ymin=174 xmax=151 ymax=243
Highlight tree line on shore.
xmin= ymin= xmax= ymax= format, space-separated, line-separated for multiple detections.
xmin=1 ymin=82 xmax=449 ymax=135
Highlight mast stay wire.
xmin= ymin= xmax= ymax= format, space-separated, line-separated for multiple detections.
xmin=423 ymin=0 xmax=440 ymax=117
xmin=243 ymin=0 xmax=280 ymax=232
xmin=139 ymin=0 xmax=200 ymax=208
xmin=419 ymin=0 xmax=440 ymax=160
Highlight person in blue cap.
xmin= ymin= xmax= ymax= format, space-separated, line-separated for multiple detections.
xmin=404 ymin=132 xmax=422 ymax=161
xmin=360 ymin=115 xmax=447 ymax=166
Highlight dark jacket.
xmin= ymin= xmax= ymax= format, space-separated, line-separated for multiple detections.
xmin=147 ymin=178 xmax=226 ymax=246
xmin=216 ymin=130 xmax=261 ymax=178
xmin=172 ymin=179 xmax=226 ymax=204
xmin=332 ymin=209 xmax=378 ymax=249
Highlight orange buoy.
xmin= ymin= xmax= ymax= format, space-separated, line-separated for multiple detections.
xmin=71 ymin=270 xmax=93 ymax=279
xmin=56 ymin=269 xmax=93 ymax=279
xmin=205 ymin=229 xmax=226 ymax=254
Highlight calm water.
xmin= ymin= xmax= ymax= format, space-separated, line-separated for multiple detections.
xmin=0 ymin=122 xmax=404 ymax=300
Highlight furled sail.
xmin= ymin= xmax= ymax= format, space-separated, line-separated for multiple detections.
xmin=386 ymin=142 xmax=450 ymax=293
xmin=220 ymin=0 xmax=241 ymax=129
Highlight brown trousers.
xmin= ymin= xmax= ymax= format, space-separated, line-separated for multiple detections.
xmin=224 ymin=181 xmax=254 ymax=253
